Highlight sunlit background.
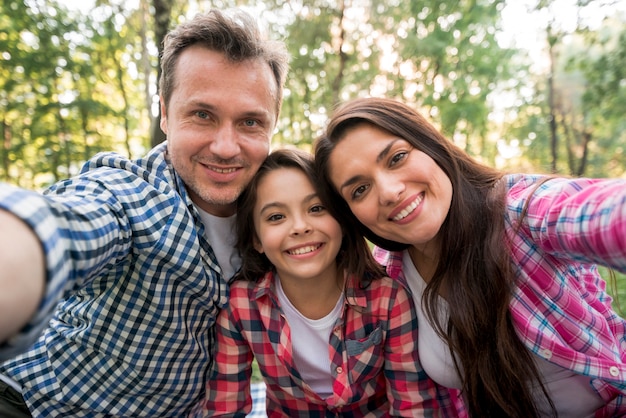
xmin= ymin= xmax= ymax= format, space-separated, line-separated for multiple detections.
xmin=1 ymin=0 xmax=626 ymax=314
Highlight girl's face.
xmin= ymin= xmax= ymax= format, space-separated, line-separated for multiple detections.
xmin=253 ymin=167 xmax=343 ymax=284
xmin=328 ymin=124 xmax=453 ymax=251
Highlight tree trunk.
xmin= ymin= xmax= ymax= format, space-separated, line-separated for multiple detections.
xmin=547 ymin=33 xmax=559 ymax=174
xmin=150 ymin=0 xmax=173 ymax=147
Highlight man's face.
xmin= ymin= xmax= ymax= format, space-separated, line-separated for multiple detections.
xmin=160 ymin=45 xmax=277 ymax=217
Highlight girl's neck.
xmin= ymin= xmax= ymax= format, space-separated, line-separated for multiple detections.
xmin=278 ymin=268 xmax=344 ymax=320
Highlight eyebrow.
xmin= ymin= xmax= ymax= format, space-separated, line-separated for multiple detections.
xmin=258 ymin=192 xmax=319 ymax=215
xmin=338 ymin=139 xmax=400 ymax=193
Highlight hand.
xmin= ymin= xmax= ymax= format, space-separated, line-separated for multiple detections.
xmin=0 ymin=210 xmax=45 ymax=343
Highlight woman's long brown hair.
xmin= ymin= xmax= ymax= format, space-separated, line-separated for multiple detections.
xmin=315 ymin=97 xmax=554 ymax=417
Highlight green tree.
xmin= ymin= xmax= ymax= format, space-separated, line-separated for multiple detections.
xmin=502 ymin=0 xmax=625 ymax=177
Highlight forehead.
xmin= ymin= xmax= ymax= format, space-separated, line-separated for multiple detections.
xmin=173 ymin=46 xmax=277 ymax=113
xmin=330 ymin=125 xmax=395 ymax=165
xmin=255 ymin=168 xmax=315 ymax=204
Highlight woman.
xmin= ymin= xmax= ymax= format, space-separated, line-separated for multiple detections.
xmin=314 ymin=97 xmax=626 ymax=417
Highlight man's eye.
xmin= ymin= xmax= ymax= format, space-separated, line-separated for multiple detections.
xmin=244 ymin=119 xmax=258 ymax=127
xmin=196 ymin=111 xmax=209 ymax=119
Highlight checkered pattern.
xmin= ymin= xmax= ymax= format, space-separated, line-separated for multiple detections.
xmin=247 ymin=381 xmax=268 ymax=417
xmin=375 ymin=174 xmax=626 ymax=416
xmin=0 ymin=142 xmax=229 ymax=417
xmin=198 ymin=271 xmax=461 ymax=417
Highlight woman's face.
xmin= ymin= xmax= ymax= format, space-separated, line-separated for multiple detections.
xmin=328 ymin=123 xmax=453 ymax=250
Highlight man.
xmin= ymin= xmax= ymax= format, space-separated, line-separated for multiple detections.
xmin=0 ymin=8 xmax=289 ymax=417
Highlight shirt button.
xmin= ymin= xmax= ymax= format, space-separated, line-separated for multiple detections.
xmin=539 ymin=348 xmax=552 ymax=360
xmin=336 ymin=367 xmax=343 ymax=374
xmin=609 ymin=366 xmax=620 ymax=377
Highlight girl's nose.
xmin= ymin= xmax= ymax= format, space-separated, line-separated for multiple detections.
xmin=290 ymin=216 xmax=312 ymax=236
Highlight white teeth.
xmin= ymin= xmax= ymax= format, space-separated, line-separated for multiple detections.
xmin=288 ymin=245 xmax=319 ymax=255
xmin=212 ymin=167 xmax=236 ymax=174
xmin=392 ymin=195 xmax=423 ymax=221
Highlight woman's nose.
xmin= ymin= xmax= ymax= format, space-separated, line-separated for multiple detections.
xmin=378 ymin=177 xmax=404 ymax=205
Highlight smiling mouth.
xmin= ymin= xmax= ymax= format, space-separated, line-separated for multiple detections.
xmin=391 ymin=194 xmax=424 ymax=221
xmin=287 ymin=244 xmax=322 ymax=255
xmin=209 ymin=166 xmax=237 ymax=174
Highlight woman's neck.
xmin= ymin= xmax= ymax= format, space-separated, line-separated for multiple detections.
xmin=408 ymin=242 xmax=440 ymax=283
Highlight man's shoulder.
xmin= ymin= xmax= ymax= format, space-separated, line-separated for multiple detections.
xmin=81 ymin=143 xmax=169 ymax=179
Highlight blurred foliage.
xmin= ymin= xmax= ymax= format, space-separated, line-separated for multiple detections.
xmin=601 ymin=267 xmax=626 ymax=318
xmin=1 ymin=0 xmax=624 ymax=189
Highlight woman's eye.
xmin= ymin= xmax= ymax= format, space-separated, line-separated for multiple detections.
xmin=390 ymin=151 xmax=408 ymax=166
xmin=352 ymin=184 xmax=368 ymax=199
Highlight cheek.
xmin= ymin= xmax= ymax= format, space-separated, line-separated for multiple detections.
xmin=244 ymin=138 xmax=271 ymax=165
xmin=349 ymin=202 xmax=376 ymax=226
xmin=327 ymin=219 xmax=343 ymax=241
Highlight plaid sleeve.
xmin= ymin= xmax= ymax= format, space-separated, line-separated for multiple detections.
xmin=508 ymin=176 xmax=626 ymax=272
xmin=204 ymin=285 xmax=255 ymax=417
xmin=382 ymin=277 xmax=459 ymax=417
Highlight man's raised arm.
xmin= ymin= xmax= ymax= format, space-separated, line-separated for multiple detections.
xmin=0 ymin=209 xmax=45 ymax=343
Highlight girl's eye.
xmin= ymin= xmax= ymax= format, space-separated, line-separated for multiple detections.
xmin=267 ymin=213 xmax=284 ymax=222
xmin=310 ymin=204 xmax=325 ymax=214
xmin=390 ymin=151 xmax=408 ymax=166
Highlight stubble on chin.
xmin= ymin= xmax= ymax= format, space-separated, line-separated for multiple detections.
xmin=185 ymin=177 xmax=244 ymax=216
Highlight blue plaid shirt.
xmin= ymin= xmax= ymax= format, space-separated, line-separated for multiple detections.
xmin=0 ymin=142 xmax=229 ymax=417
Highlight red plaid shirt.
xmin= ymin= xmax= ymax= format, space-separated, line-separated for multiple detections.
xmin=197 ymin=271 xmax=461 ymax=417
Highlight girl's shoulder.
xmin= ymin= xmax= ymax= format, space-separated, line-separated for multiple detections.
xmin=346 ymin=273 xmax=408 ymax=301
xmin=229 ymin=271 xmax=274 ymax=298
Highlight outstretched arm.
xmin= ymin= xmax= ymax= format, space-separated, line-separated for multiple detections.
xmin=0 ymin=209 xmax=45 ymax=343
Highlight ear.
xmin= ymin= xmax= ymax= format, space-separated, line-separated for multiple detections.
xmin=159 ymin=96 xmax=168 ymax=134
xmin=253 ymin=236 xmax=264 ymax=254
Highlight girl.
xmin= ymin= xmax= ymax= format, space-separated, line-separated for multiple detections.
xmin=198 ymin=148 xmax=460 ymax=417
xmin=315 ymin=97 xmax=626 ymax=418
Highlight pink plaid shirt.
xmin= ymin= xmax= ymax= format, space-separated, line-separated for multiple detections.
xmin=374 ymin=174 xmax=626 ymax=417
xmin=197 ymin=271 xmax=462 ymax=417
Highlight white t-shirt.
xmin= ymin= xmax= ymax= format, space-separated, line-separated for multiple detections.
xmin=401 ymin=250 xmax=604 ymax=417
xmin=276 ymin=275 xmax=343 ymax=399
xmin=194 ymin=205 xmax=241 ymax=280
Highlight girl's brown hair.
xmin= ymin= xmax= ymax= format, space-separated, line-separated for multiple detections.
xmin=235 ymin=148 xmax=385 ymax=285
xmin=315 ymin=97 xmax=554 ymax=418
